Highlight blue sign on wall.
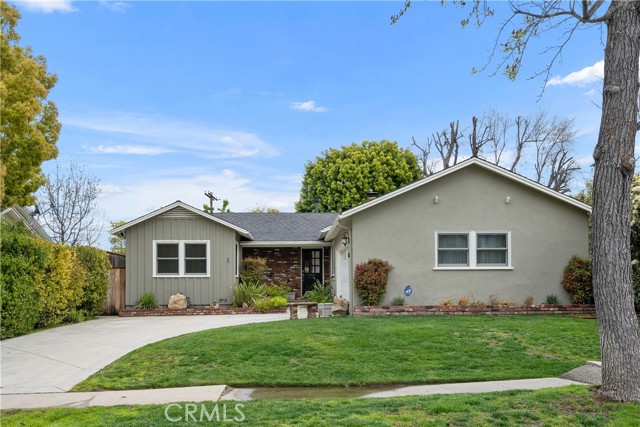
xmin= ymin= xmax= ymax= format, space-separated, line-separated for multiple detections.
xmin=404 ymin=285 xmax=413 ymax=297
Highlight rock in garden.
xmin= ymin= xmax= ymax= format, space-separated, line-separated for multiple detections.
xmin=168 ymin=293 xmax=188 ymax=309
xmin=332 ymin=296 xmax=350 ymax=316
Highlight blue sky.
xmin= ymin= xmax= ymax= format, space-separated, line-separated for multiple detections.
xmin=13 ymin=1 xmax=606 ymax=248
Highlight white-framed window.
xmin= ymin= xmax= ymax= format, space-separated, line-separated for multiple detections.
xmin=435 ymin=231 xmax=511 ymax=270
xmin=153 ymin=240 xmax=210 ymax=277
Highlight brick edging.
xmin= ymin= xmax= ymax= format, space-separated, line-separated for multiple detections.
xmin=119 ymin=307 xmax=287 ymax=317
xmin=353 ymin=304 xmax=595 ymax=317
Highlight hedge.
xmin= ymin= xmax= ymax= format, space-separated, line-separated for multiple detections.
xmin=0 ymin=220 xmax=111 ymax=339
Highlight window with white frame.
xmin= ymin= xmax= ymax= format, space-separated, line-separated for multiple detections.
xmin=436 ymin=231 xmax=510 ymax=269
xmin=153 ymin=240 xmax=210 ymax=277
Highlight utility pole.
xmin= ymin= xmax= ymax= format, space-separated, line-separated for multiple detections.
xmin=204 ymin=191 xmax=219 ymax=212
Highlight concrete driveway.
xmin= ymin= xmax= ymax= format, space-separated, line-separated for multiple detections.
xmin=0 ymin=314 xmax=288 ymax=394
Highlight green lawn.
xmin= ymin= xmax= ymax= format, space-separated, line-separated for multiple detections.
xmin=74 ymin=316 xmax=600 ymax=391
xmin=4 ymin=387 xmax=639 ymax=427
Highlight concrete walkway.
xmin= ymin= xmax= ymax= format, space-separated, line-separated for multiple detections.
xmin=0 ymin=314 xmax=289 ymax=395
xmin=1 ymin=377 xmax=589 ymax=410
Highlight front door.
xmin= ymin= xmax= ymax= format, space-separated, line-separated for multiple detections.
xmin=301 ymin=249 xmax=323 ymax=295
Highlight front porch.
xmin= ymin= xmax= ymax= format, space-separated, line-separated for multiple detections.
xmin=241 ymin=244 xmax=332 ymax=298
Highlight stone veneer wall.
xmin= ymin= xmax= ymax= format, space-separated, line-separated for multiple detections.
xmin=242 ymin=247 xmax=331 ymax=298
xmin=353 ymin=304 xmax=595 ymax=317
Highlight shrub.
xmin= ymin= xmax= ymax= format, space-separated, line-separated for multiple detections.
xmin=562 ymin=256 xmax=593 ymax=304
xmin=391 ymin=297 xmax=405 ymax=306
xmin=302 ymin=280 xmax=333 ymax=303
xmin=0 ymin=221 xmax=48 ymax=339
xmin=632 ymin=265 xmax=640 ymax=311
xmin=546 ymin=294 xmax=560 ymax=304
xmin=253 ymin=296 xmax=288 ymax=313
xmin=500 ymin=299 xmax=515 ymax=307
xmin=37 ymin=244 xmax=85 ymax=327
xmin=231 ymin=281 xmax=266 ymax=307
xmin=440 ymin=298 xmax=453 ymax=306
xmin=458 ymin=295 xmax=469 ymax=306
xmin=75 ymin=246 xmax=111 ymax=316
xmin=489 ymin=294 xmax=499 ymax=306
xmin=65 ymin=308 xmax=86 ymax=323
xmin=264 ymin=283 xmax=290 ymax=298
xmin=240 ymin=257 xmax=267 ymax=283
xmin=524 ymin=295 xmax=534 ymax=306
xmin=354 ymin=258 xmax=393 ymax=306
xmin=135 ymin=293 xmax=158 ymax=309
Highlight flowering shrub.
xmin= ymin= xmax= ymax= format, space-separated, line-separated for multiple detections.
xmin=562 ymin=256 xmax=593 ymax=304
xmin=354 ymin=258 xmax=393 ymax=306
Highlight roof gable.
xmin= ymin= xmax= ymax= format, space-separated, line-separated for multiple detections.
xmin=339 ymin=157 xmax=591 ymax=219
xmin=0 ymin=206 xmax=53 ymax=241
xmin=110 ymin=201 xmax=253 ymax=239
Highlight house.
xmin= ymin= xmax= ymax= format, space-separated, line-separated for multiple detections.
xmin=110 ymin=203 xmax=336 ymax=307
xmin=322 ymin=157 xmax=591 ymax=306
xmin=113 ymin=157 xmax=590 ymax=309
xmin=0 ymin=205 xmax=52 ymax=241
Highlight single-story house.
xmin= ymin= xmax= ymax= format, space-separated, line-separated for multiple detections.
xmin=111 ymin=204 xmax=336 ymax=307
xmin=112 ymin=157 xmax=590 ymax=308
xmin=322 ymin=158 xmax=591 ymax=306
xmin=1 ymin=205 xmax=52 ymax=241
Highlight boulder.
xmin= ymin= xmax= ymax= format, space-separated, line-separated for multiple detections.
xmin=168 ymin=293 xmax=188 ymax=309
xmin=332 ymin=296 xmax=350 ymax=316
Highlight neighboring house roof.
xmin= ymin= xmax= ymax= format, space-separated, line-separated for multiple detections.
xmin=213 ymin=212 xmax=337 ymax=244
xmin=110 ymin=201 xmax=253 ymax=239
xmin=0 ymin=205 xmax=53 ymax=241
xmin=324 ymin=157 xmax=592 ymax=241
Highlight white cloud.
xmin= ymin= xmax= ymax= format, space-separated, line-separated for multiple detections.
xmin=584 ymin=89 xmax=597 ymax=97
xmin=547 ymin=60 xmax=604 ymax=87
xmin=89 ymin=144 xmax=173 ymax=155
xmin=63 ymin=112 xmax=280 ymax=159
xmin=100 ymin=169 xmax=298 ymax=225
xmin=289 ymin=100 xmax=329 ymax=113
xmin=99 ymin=1 xmax=129 ymax=13
xmin=14 ymin=0 xmax=77 ymax=13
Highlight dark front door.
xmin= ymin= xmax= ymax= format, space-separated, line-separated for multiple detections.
xmin=301 ymin=249 xmax=323 ymax=295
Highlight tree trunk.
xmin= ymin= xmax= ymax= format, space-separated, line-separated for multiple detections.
xmin=591 ymin=1 xmax=640 ymax=402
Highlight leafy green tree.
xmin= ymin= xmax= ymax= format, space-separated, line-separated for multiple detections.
xmin=250 ymin=207 xmax=280 ymax=213
xmin=108 ymin=220 xmax=126 ymax=255
xmin=203 ymin=198 xmax=231 ymax=213
xmin=0 ymin=1 xmax=60 ymax=207
xmin=296 ymin=140 xmax=422 ymax=212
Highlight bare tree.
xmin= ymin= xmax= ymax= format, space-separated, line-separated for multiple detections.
xmin=38 ymin=163 xmax=103 ymax=246
xmin=412 ymin=110 xmax=579 ymax=193
xmin=396 ymin=0 xmax=640 ymax=402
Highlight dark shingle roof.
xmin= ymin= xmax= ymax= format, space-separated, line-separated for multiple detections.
xmin=212 ymin=212 xmax=337 ymax=242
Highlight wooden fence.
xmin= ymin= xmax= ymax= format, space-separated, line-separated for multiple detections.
xmin=103 ymin=252 xmax=126 ymax=315
xmin=104 ymin=268 xmax=126 ymax=314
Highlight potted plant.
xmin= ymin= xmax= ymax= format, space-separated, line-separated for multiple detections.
xmin=302 ymin=280 xmax=334 ymax=317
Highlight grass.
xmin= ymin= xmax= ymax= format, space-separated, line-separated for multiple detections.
xmin=3 ymin=387 xmax=639 ymax=426
xmin=74 ymin=316 xmax=600 ymax=391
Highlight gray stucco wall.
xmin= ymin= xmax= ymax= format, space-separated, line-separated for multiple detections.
xmin=350 ymin=164 xmax=590 ymax=306
xmin=125 ymin=207 xmax=239 ymax=306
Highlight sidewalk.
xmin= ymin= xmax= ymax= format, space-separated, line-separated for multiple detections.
xmin=1 ymin=378 xmax=588 ymax=410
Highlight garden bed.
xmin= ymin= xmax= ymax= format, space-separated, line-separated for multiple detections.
xmin=118 ymin=307 xmax=286 ymax=317
xmin=353 ymin=304 xmax=595 ymax=317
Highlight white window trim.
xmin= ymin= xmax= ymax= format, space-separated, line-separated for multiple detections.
xmin=153 ymin=240 xmax=210 ymax=278
xmin=433 ymin=230 xmax=512 ymax=270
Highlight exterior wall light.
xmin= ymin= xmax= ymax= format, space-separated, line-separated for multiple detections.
xmin=342 ymin=233 xmax=350 ymax=247
xmin=505 ymin=196 xmax=511 ymax=204
xmin=434 ymin=196 xmax=439 ymax=204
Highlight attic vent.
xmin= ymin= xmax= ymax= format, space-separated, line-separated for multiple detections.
xmin=159 ymin=207 xmax=199 ymax=219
